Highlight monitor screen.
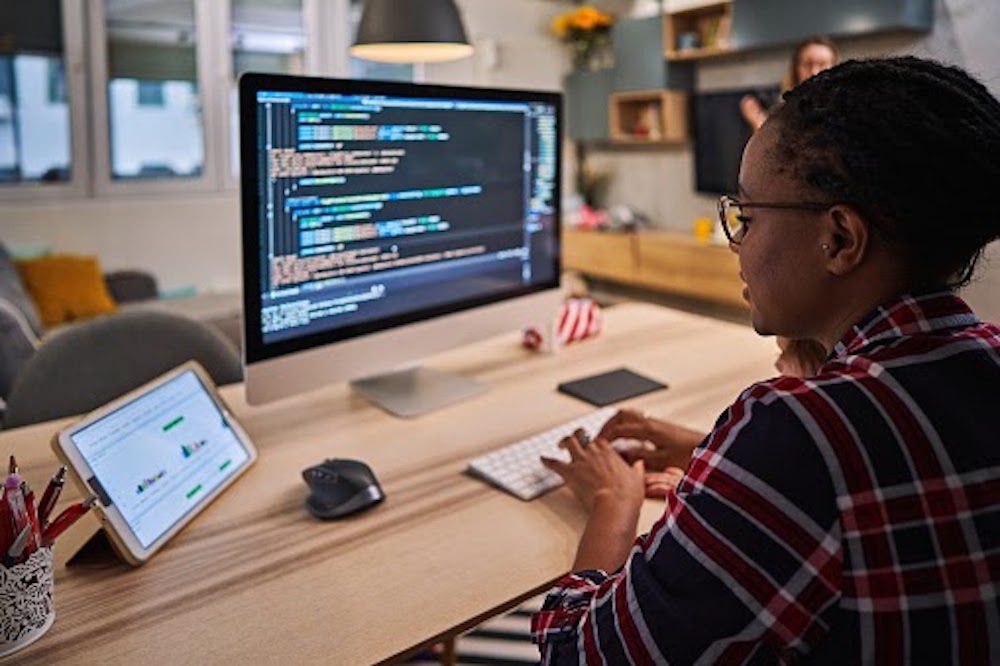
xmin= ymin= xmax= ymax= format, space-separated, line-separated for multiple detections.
xmin=694 ymin=87 xmax=779 ymax=195
xmin=240 ymin=75 xmax=561 ymax=364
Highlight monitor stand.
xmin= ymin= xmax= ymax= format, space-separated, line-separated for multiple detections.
xmin=350 ymin=366 xmax=487 ymax=418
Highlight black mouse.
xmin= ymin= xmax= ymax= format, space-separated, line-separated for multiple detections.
xmin=302 ymin=459 xmax=385 ymax=519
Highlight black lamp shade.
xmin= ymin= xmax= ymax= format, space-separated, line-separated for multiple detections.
xmin=352 ymin=0 xmax=474 ymax=64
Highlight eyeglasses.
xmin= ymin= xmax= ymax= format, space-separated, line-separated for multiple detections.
xmin=717 ymin=195 xmax=836 ymax=245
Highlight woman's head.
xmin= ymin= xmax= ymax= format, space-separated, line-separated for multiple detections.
xmin=788 ymin=36 xmax=838 ymax=89
xmin=734 ymin=57 xmax=1000 ymax=341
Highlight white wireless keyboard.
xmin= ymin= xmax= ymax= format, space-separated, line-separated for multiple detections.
xmin=468 ymin=407 xmax=618 ymax=500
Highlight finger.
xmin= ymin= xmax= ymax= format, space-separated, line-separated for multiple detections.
xmin=540 ymin=456 xmax=569 ymax=476
xmin=645 ymin=483 xmax=672 ymax=499
xmin=619 ymin=448 xmax=671 ymax=468
xmin=598 ymin=419 xmax=647 ymax=442
xmin=594 ymin=437 xmax=613 ymax=452
xmin=596 ymin=410 xmax=625 ymax=440
xmin=558 ymin=435 xmax=586 ymax=461
xmin=573 ymin=428 xmax=591 ymax=446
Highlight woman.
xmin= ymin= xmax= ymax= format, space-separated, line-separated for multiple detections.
xmin=742 ymin=36 xmax=840 ymax=377
xmin=533 ymin=57 xmax=1000 ymax=664
xmin=741 ymin=35 xmax=839 ymax=131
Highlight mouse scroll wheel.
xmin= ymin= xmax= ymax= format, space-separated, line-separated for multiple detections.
xmin=311 ymin=469 xmax=338 ymax=483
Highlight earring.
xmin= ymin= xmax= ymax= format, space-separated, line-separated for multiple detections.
xmin=822 ymin=243 xmax=831 ymax=250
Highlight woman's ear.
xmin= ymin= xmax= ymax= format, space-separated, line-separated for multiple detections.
xmin=822 ymin=204 xmax=870 ymax=276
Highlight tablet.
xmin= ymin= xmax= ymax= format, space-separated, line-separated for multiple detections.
xmin=53 ymin=362 xmax=258 ymax=565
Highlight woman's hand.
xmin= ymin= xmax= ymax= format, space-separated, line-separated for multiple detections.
xmin=597 ymin=409 xmax=704 ymax=471
xmin=542 ymin=430 xmax=646 ymax=572
xmin=775 ymin=337 xmax=828 ymax=377
xmin=740 ymin=94 xmax=768 ymax=130
xmin=541 ymin=429 xmax=645 ymax=513
xmin=644 ymin=467 xmax=686 ymax=499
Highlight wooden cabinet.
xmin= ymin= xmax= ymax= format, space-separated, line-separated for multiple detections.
xmin=633 ymin=232 xmax=744 ymax=309
xmin=564 ymin=69 xmax=614 ymax=141
xmin=563 ymin=228 xmax=638 ymax=282
xmin=563 ymin=229 xmax=745 ymax=309
xmin=611 ymin=16 xmax=695 ymax=92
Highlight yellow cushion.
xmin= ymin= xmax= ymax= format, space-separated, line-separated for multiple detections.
xmin=16 ymin=255 xmax=117 ymax=327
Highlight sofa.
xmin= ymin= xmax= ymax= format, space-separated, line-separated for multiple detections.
xmin=0 ymin=243 xmax=242 ymax=412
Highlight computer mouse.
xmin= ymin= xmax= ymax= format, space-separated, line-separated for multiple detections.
xmin=302 ymin=459 xmax=385 ymax=519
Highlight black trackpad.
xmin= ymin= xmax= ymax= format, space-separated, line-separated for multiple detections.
xmin=557 ymin=368 xmax=667 ymax=406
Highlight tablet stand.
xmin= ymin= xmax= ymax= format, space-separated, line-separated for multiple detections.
xmin=65 ymin=528 xmax=125 ymax=568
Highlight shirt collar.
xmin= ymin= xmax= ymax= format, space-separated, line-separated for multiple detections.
xmin=829 ymin=288 xmax=979 ymax=360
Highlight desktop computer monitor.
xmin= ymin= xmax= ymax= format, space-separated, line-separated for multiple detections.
xmin=239 ymin=74 xmax=562 ymax=416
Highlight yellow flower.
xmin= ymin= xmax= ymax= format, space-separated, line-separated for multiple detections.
xmin=572 ymin=13 xmax=598 ymax=31
xmin=551 ymin=14 xmax=571 ymax=37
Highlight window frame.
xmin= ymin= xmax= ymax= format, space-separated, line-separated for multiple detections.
xmin=0 ymin=0 xmax=90 ymax=201
xmin=0 ymin=0 xmax=356 ymax=202
xmin=219 ymin=0 xmax=344 ymax=191
xmin=88 ymin=0 xmax=221 ymax=196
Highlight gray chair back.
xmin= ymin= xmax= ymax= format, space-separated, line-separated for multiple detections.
xmin=3 ymin=310 xmax=242 ymax=429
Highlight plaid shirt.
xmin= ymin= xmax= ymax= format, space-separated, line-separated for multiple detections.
xmin=532 ymin=290 xmax=1000 ymax=664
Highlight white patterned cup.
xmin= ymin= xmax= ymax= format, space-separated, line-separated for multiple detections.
xmin=0 ymin=547 xmax=55 ymax=658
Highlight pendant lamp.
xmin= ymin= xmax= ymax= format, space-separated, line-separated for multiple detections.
xmin=351 ymin=0 xmax=474 ymax=64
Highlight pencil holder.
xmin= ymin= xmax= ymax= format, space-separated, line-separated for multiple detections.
xmin=0 ymin=547 xmax=55 ymax=658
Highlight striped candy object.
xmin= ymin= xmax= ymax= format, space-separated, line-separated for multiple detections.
xmin=522 ymin=297 xmax=602 ymax=351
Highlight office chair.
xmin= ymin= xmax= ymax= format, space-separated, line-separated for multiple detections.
xmin=2 ymin=310 xmax=242 ymax=430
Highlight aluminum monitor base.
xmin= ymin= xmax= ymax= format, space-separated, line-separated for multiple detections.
xmin=351 ymin=366 xmax=487 ymax=418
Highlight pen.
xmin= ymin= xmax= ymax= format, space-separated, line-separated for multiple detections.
xmin=5 ymin=524 xmax=31 ymax=565
xmin=41 ymin=497 xmax=96 ymax=547
xmin=4 ymin=475 xmax=28 ymax=542
xmin=37 ymin=466 xmax=67 ymax=528
xmin=0 ymin=490 xmax=10 ymax=557
xmin=7 ymin=454 xmax=16 ymax=476
xmin=24 ymin=485 xmax=41 ymax=556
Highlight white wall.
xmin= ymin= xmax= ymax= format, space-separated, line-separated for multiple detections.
xmin=0 ymin=193 xmax=241 ymax=293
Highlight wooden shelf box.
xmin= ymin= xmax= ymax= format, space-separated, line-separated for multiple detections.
xmin=664 ymin=1 xmax=734 ymax=61
xmin=608 ymin=90 xmax=689 ymax=144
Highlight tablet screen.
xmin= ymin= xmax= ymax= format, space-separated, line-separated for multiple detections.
xmin=70 ymin=370 xmax=252 ymax=548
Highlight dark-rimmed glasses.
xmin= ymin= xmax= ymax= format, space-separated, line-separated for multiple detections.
xmin=718 ymin=195 xmax=835 ymax=245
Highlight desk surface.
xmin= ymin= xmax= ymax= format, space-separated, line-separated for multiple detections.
xmin=1 ymin=302 xmax=778 ymax=664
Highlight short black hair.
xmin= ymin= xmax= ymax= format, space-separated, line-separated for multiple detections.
xmin=769 ymin=56 xmax=1000 ymax=288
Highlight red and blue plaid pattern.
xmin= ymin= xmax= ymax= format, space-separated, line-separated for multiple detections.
xmin=532 ymin=290 xmax=1000 ymax=664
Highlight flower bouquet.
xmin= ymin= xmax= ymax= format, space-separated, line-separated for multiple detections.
xmin=551 ymin=5 xmax=615 ymax=70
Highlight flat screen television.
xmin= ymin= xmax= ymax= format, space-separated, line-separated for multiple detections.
xmin=693 ymin=87 xmax=780 ymax=195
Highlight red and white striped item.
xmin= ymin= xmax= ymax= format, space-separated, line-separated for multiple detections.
xmin=522 ymin=297 xmax=602 ymax=351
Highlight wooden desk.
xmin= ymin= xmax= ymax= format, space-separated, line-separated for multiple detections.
xmin=0 ymin=303 xmax=778 ymax=664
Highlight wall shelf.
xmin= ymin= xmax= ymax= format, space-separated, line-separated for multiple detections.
xmin=665 ymin=45 xmax=733 ymax=62
xmin=663 ymin=1 xmax=733 ymax=62
xmin=608 ymin=90 xmax=688 ymax=144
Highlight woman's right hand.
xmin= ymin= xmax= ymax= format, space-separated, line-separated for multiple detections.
xmin=597 ymin=409 xmax=705 ymax=472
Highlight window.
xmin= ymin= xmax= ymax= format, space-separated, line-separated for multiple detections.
xmin=0 ymin=1 xmax=72 ymax=184
xmin=104 ymin=0 xmax=204 ymax=180
xmin=228 ymin=0 xmax=307 ymax=176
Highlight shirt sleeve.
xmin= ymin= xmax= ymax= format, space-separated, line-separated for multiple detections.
xmin=531 ymin=381 xmax=844 ymax=664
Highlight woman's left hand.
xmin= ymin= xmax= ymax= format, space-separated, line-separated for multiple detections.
xmin=541 ymin=429 xmax=645 ymax=513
